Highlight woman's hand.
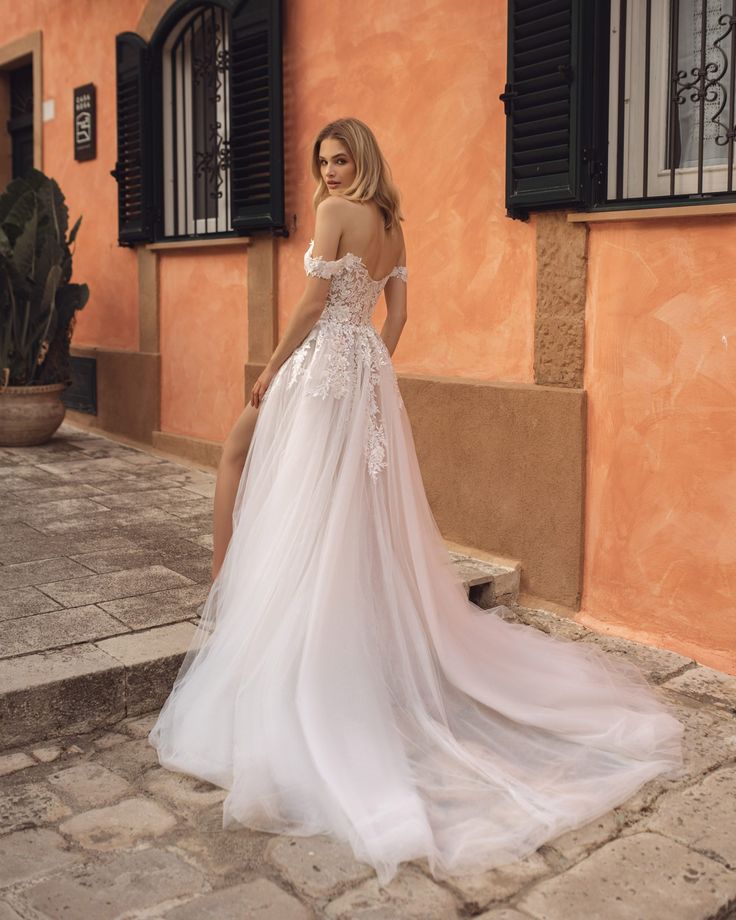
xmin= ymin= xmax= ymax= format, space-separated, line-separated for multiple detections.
xmin=250 ymin=364 xmax=277 ymax=408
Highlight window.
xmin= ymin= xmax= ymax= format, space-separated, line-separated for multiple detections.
xmin=162 ymin=7 xmax=233 ymax=236
xmin=112 ymin=0 xmax=286 ymax=246
xmin=501 ymin=0 xmax=736 ymax=219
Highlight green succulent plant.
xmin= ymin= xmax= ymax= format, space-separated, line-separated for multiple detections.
xmin=0 ymin=167 xmax=89 ymax=388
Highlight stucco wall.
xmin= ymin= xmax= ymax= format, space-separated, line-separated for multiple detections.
xmin=580 ymin=217 xmax=736 ymax=673
xmin=277 ymin=0 xmax=536 ymax=384
xmin=3 ymin=0 xmax=734 ymax=671
xmin=4 ymin=0 xmax=148 ymax=353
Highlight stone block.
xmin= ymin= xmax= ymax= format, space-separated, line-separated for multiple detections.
xmin=144 ymin=769 xmax=226 ymax=812
xmin=19 ymin=846 xmax=208 ymax=919
xmin=8 ymin=482 xmax=104 ymax=504
xmin=266 ymin=834 xmax=375 ymax=898
xmin=663 ymin=665 xmax=736 ymax=710
xmin=46 ymin=762 xmax=132 ymax=810
xmin=0 ymin=782 xmax=71 ymax=836
xmin=118 ymin=712 xmax=160 ymax=738
xmin=438 ymin=852 xmax=550 ymax=913
xmin=17 ymin=498 xmax=113 ymax=528
xmin=162 ymin=878 xmax=312 ymax=919
xmin=0 ymin=644 xmax=124 ymax=750
xmin=0 ymin=557 xmax=91 ymax=592
xmin=58 ymin=796 xmax=177 ymax=849
xmin=0 ymin=586 xmax=61 ymax=621
xmin=30 ymin=745 xmax=63 ymax=763
xmin=96 ymin=621 xmax=200 ymax=714
xmin=517 ymin=832 xmax=736 ymax=920
xmin=90 ymin=487 xmax=202 ymax=510
xmin=99 ymin=583 xmax=208 ymax=629
xmin=543 ymin=809 xmax=622 ymax=866
xmin=0 ymin=605 xmax=128 ymax=658
xmin=579 ymin=634 xmax=693 ymax=683
xmin=0 ymin=827 xmax=83 ymax=886
xmin=636 ymin=765 xmax=736 ymax=868
xmin=0 ymin=752 xmax=35 ymax=776
xmin=476 ymin=911 xmax=533 ymax=920
xmin=36 ymin=564 xmax=195 ymax=607
xmin=324 ymin=867 xmax=459 ymax=919
xmin=96 ymin=737 xmax=162 ymax=781
xmin=511 ymin=605 xmax=591 ymax=641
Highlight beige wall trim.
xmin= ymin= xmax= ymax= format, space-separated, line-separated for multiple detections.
xmin=0 ymin=30 xmax=43 ymax=187
xmin=137 ymin=0 xmax=172 ymax=41
xmin=146 ymin=236 xmax=252 ymax=251
xmin=534 ymin=210 xmax=588 ymax=389
xmin=398 ymin=372 xmax=587 ymax=609
xmin=138 ymin=247 xmax=159 ymax=353
xmin=568 ymin=202 xmax=736 ymax=222
xmin=152 ymin=429 xmax=222 ymax=470
xmin=246 ymin=235 xmax=278 ymax=367
xmin=70 ymin=345 xmax=160 ymax=445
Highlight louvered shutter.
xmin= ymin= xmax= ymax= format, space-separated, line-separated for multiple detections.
xmin=112 ymin=32 xmax=154 ymax=245
xmin=229 ymin=0 xmax=286 ymax=235
xmin=501 ymin=0 xmax=590 ymax=220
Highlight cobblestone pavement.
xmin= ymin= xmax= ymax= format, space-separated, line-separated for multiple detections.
xmin=1 ymin=423 xmax=736 ymax=918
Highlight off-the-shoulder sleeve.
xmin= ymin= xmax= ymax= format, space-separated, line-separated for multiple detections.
xmin=388 ymin=264 xmax=408 ymax=282
xmin=304 ymin=240 xmax=341 ymax=279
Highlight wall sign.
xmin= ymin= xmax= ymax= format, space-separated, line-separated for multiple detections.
xmin=74 ymin=83 xmax=96 ymax=161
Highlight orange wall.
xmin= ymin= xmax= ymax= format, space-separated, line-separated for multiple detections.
xmin=278 ymin=0 xmax=536 ymax=384
xmin=4 ymin=0 xmax=148 ymax=352
xmin=4 ymin=1 xmax=733 ymax=671
xmin=159 ymin=250 xmax=248 ymax=442
xmin=580 ymin=218 xmax=736 ymax=674
xmin=5 ymin=0 xmax=534 ymax=429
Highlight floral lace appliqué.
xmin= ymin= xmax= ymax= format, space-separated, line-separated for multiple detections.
xmin=274 ymin=241 xmax=409 ymax=479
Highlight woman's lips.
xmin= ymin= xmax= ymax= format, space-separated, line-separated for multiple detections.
xmin=327 ymin=182 xmax=340 ymax=187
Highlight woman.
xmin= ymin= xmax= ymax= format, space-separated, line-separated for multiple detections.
xmin=148 ymin=117 xmax=685 ymax=887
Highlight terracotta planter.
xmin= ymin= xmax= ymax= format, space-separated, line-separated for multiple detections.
xmin=0 ymin=382 xmax=68 ymax=447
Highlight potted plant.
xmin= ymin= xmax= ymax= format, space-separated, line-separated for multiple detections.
xmin=0 ymin=167 xmax=89 ymax=446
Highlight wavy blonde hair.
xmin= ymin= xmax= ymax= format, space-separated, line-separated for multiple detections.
xmin=310 ymin=118 xmax=405 ymax=231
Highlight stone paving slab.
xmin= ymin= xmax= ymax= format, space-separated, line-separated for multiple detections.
xmin=580 ymin=632 xmax=694 ymax=683
xmin=0 ymin=604 xmax=129 ymax=658
xmin=663 ymin=664 xmax=736 ymax=712
xmin=2 ymin=423 xmax=736 ymax=918
xmin=35 ymin=564 xmax=196 ymax=607
xmin=1 ymin=423 xmax=516 ymax=751
xmin=0 ymin=587 xmax=61 ymax=621
xmin=0 ymin=652 xmax=734 ymax=919
xmin=516 ymin=832 xmax=736 ymax=920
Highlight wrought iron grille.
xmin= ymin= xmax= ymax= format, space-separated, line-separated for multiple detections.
xmin=609 ymin=0 xmax=736 ymax=203
xmin=164 ymin=4 xmax=232 ymax=237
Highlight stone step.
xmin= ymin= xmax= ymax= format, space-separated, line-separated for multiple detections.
xmin=0 ymin=550 xmax=519 ymax=752
xmin=449 ymin=551 xmax=520 ymax=609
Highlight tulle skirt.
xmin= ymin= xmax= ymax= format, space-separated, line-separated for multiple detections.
xmin=148 ymin=318 xmax=685 ymax=886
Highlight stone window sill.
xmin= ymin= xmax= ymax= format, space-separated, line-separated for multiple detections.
xmin=146 ymin=236 xmax=252 ymax=251
xmin=567 ymin=202 xmax=736 ymax=223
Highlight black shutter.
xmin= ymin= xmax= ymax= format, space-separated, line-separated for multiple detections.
xmin=229 ymin=0 xmax=287 ymax=235
xmin=112 ymin=32 xmax=154 ymax=245
xmin=500 ymin=0 xmax=590 ymax=220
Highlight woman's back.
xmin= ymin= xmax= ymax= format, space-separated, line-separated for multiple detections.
xmin=332 ymin=198 xmax=405 ymax=281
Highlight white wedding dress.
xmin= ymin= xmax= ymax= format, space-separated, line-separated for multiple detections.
xmin=148 ymin=239 xmax=685 ymax=886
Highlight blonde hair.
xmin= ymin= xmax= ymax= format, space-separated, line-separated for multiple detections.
xmin=310 ymin=118 xmax=405 ymax=231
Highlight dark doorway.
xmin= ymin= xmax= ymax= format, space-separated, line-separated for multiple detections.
xmin=8 ymin=63 xmax=33 ymax=179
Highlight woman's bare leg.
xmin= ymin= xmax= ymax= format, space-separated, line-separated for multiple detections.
xmin=211 ymin=403 xmax=260 ymax=581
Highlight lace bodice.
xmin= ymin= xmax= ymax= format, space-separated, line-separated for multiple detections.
xmin=264 ymin=240 xmax=408 ymax=480
xmin=304 ymin=239 xmax=408 ymax=326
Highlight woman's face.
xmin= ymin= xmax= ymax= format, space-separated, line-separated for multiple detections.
xmin=318 ymin=138 xmax=356 ymax=194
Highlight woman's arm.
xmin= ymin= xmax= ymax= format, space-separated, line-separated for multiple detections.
xmin=379 ymin=236 xmax=407 ymax=356
xmin=250 ymin=198 xmax=344 ymax=407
